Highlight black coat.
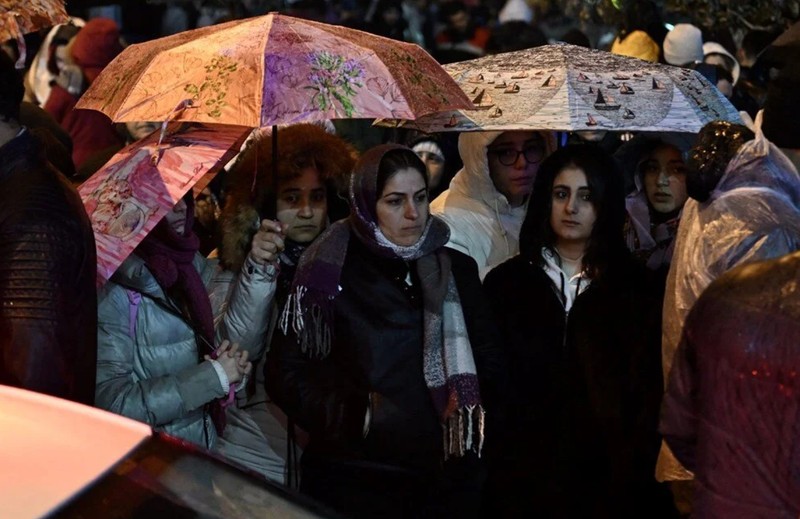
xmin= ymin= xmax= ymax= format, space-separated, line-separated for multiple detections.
xmin=0 ymin=130 xmax=97 ymax=405
xmin=269 ymin=238 xmax=503 ymax=518
xmin=483 ymin=254 xmax=673 ymax=518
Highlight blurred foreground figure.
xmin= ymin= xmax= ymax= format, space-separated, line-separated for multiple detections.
xmin=661 ymin=250 xmax=800 ymax=518
xmin=0 ymin=51 xmax=97 ymax=404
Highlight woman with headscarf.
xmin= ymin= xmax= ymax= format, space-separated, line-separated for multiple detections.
xmin=269 ymin=145 xmax=503 ymax=518
xmin=617 ymin=135 xmax=692 ymax=279
xmin=483 ymin=145 xmax=674 ymax=517
xmin=95 ymin=193 xmax=276 ymax=458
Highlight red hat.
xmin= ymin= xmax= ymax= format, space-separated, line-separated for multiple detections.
xmin=70 ymin=18 xmax=123 ymax=84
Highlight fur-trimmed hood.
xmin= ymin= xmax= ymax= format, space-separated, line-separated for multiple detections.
xmin=220 ymin=123 xmax=358 ymax=271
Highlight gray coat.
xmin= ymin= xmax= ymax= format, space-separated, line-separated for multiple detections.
xmin=96 ymin=253 xmax=275 ymax=449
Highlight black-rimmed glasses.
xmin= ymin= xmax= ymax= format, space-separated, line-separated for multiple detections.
xmin=488 ymin=146 xmax=545 ymax=166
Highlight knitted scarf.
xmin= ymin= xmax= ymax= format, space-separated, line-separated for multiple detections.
xmin=280 ymin=144 xmax=484 ymax=458
xmin=135 ymin=195 xmax=228 ymax=435
xmin=276 ymin=238 xmax=308 ymax=308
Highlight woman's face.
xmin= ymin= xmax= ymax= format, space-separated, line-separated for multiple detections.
xmin=416 ymin=150 xmax=445 ymax=190
xmin=550 ymin=165 xmax=597 ymax=249
xmin=376 ymin=167 xmax=429 ymax=247
xmin=125 ymin=121 xmax=160 ymax=141
xmin=165 ymin=198 xmax=188 ymax=235
xmin=276 ymin=166 xmax=328 ymax=244
xmin=642 ymin=144 xmax=688 ymax=214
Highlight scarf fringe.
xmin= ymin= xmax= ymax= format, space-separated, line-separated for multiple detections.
xmin=279 ymin=285 xmax=332 ymax=358
xmin=443 ymin=404 xmax=485 ymax=460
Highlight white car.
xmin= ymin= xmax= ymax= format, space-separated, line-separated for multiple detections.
xmin=0 ymin=385 xmax=334 ymax=518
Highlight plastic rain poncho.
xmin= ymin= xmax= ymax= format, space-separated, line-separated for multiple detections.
xmin=656 ymin=112 xmax=800 ymax=482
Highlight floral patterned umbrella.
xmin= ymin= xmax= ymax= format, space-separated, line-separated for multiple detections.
xmin=377 ymin=43 xmax=743 ymax=133
xmin=0 ymin=0 xmax=69 ymax=66
xmin=75 ymin=12 xmax=473 ymax=127
xmin=79 ymin=123 xmax=249 ymax=285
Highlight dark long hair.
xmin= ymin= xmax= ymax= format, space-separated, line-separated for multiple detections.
xmin=376 ymin=147 xmax=429 ymax=197
xmin=520 ymin=144 xmax=627 ymax=280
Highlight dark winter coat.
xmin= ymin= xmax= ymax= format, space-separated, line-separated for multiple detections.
xmin=661 ymin=251 xmax=800 ymax=518
xmin=0 ymin=129 xmax=97 ymax=404
xmin=483 ymin=254 xmax=672 ymax=518
xmin=269 ymin=237 xmax=503 ymax=518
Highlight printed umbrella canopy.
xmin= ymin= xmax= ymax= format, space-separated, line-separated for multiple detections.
xmin=75 ymin=12 xmax=473 ymax=127
xmin=377 ymin=43 xmax=742 ymax=133
xmin=0 ymin=0 xmax=69 ymax=66
xmin=79 ymin=123 xmax=249 ymax=285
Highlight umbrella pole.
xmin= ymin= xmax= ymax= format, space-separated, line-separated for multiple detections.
xmin=272 ymin=124 xmax=278 ymax=199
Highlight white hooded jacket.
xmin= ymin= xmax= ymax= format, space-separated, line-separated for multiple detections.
xmin=431 ymin=131 xmax=556 ymax=279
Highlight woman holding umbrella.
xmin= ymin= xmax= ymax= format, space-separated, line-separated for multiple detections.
xmin=95 ymin=192 xmax=276 ymax=457
xmin=218 ymin=122 xmax=358 ymax=484
xmin=483 ymin=145 xmax=674 ymax=517
xmin=269 ymin=145 xmax=503 ymax=518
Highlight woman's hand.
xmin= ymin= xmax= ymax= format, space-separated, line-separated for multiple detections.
xmin=249 ymin=219 xmax=286 ymax=265
xmin=207 ymin=341 xmax=251 ymax=385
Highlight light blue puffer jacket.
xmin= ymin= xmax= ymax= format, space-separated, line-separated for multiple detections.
xmin=96 ymin=253 xmax=275 ymax=449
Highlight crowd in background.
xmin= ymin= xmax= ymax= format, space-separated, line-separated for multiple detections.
xmin=2 ymin=0 xmax=800 ymax=517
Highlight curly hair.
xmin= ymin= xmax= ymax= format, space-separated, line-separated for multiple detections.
xmin=220 ymin=123 xmax=358 ymax=271
xmin=520 ymin=144 xmax=627 ymax=281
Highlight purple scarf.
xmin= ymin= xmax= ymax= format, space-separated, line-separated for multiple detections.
xmin=136 ymin=196 xmax=214 ymax=347
xmin=280 ymin=144 xmax=485 ymax=458
xmin=135 ymin=196 xmax=228 ymax=434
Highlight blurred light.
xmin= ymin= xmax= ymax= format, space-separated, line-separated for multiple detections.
xmin=665 ymin=23 xmax=675 ymax=31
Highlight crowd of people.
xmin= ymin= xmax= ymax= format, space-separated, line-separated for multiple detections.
xmin=2 ymin=1 xmax=800 ymax=517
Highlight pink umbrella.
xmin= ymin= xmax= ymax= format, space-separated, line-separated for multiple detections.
xmin=79 ymin=123 xmax=249 ymax=285
xmin=75 ymin=12 xmax=473 ymax=127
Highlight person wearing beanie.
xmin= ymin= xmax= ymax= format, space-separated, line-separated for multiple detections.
xmin=411 ymin=138 xmax=446 ymax=191
xmin=44 ymin=18 xmax=125 ymax=170
xmin=611 ymin=30 xmax=660 ymax=62
xmin=663 ymin=24 xmax=704 ymax=67
xmin=498 ymin=0 xmax=533 ymax=24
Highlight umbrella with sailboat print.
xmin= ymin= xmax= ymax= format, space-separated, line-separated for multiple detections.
xmin=377 ymin=43 xmax=742 ymax=133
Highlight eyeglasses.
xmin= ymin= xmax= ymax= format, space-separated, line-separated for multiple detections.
xmin=488 ymin=146 xmax=545 ymax=166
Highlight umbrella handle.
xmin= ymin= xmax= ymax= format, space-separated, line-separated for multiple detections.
xmin=151 ymin=99 xmax=195 ymax=166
